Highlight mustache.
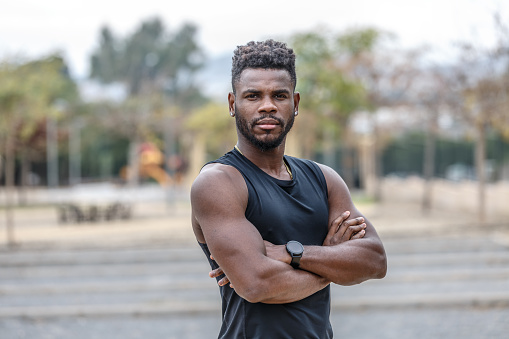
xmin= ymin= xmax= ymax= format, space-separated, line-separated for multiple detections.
xmin=251 ymin=115 xmax=284 ymax=125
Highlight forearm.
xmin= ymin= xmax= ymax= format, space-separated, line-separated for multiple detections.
xmin=300 ymin=238 xmax=387 ymax=286
xmin=248 ymin=259 xmax=329 ymax=304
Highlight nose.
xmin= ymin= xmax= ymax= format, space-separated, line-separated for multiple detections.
xmin=258 ymin=95 xmax=277 ymax=114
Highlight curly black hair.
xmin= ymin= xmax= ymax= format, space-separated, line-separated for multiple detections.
xmin=231 ymin=39 xmax=296 ymax=93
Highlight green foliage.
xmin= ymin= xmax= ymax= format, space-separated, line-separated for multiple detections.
xmin=79 ymin=126 xmax=129 ymax=179
xmin=186 ymin=102 xmax=237 ymax=157
xmin=289 ymin=28 xmax=370 ymax=156
xmin=88 ymin=17 xmax=207 ymax=178
xmin=90 ymin=17 xmax=204 ymax=102
xmin=0 ymin=55 xmax=78 ymax=144
xmin=381 ymin=130 xmax=509 ymax=179
xmin=336 ymin=28 xmax=393 ymax=56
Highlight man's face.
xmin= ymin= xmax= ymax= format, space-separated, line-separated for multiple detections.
xmin=229 ymin=68 xmax=300 ymax=152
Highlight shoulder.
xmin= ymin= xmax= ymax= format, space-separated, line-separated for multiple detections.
xmin=314 ymin=162 xmax=350 ymax=195
xmin=191 ymin=162 xmax=248 ymax=209
xmin=287 ymin=156 xmax=342 ymax=187
xmin=286 ymin=156 xmax=324 ymax=178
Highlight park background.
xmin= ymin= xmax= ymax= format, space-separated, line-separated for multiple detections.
xmin=1 ymin=0 xmax=509 ymax=338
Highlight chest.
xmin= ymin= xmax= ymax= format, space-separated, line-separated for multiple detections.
xmin=244 ymin=175 xmax=329 ymax=245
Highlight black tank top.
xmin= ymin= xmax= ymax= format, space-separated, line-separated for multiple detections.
xmin=199 ymin=148 xmax=332 ymax=338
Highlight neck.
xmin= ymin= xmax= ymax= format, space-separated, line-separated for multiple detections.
xmin=235 ymin=139 xmax=291 ymax=180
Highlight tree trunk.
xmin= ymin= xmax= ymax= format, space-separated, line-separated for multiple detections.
xmin=323 ymin=126 xmax=336 ymax=170
xmin=187 ymin=133 xmax=206 ymax=186
xmin=422 ymin=111 xmax=437 ymax=214
xmin=359 ymin=135 xmax=376 ymax=198
xmin=127 ymin=136 xmax=141 ymax=188
xmin=18 ymin=151 xmax=30 ymax=206
xmin=372 ymin=120 xmax=383 ymax=202
xmin=46 ymin=117 xmax=59 ymax=187
xmin=475 ymin=122 xmax=487 ymax=226
xmin=4 ymin=135 xmax=16 ymax=247
xmin=68 ymin=119 xmax=81 ymax=186
xmin=341 ymin=146 xmax=355 ymax=190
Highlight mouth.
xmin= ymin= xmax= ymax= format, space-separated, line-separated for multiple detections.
xmin=255 ymin=118 xmax=280 ymax=131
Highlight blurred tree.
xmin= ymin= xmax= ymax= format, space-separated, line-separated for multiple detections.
xmin=89 ymin=18 xmax=205 ymax=186
xmin=416 ymin=70 xmax=444 ymax=213
xmin=445 ymin=13 xmax=509 ymax=225
xmin=335 ymin=28 xmax=420 ymax=198
xmin=290 ymin=29 xmax=367 ymax=188
xmin=0 ymin=54 xmax=77 ymax=246
xmin=185 ymin=102 xmax=237 ymax=159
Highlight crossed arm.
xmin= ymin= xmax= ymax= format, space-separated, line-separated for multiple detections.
xmin=191 ymin=162 xmax=387 ymax=304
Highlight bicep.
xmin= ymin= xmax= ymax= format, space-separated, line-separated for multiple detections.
xmin=318 ymin=164 xmax=378 ymax=238
xmin=192 ymin=165 xmax=337 ymax=301
xmin=191 ymin=167 xmax=268 ymax=289
xmin=317 ymin=164 xmax=387 ymax=282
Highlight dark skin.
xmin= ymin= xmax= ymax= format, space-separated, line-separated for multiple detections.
xmin=191 ymin=68 xmax=387 ymax=304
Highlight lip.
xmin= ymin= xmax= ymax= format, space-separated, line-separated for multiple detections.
xmin=256 ymin=119 xmax=279 ymax=130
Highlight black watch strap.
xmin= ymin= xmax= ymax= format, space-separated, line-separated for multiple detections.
xmin=290 ymin=255 xmax=301 ymax=269
xmin=286 ymin=240 xmax=304 ymax=269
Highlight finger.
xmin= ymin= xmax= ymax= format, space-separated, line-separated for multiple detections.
xmin=335 ymin=217 xmax=357 ymax=238
xmin=351 ymin=229 xmax=366 ymax=240
xmin=209 ymin=267 xmax=224 ymax=278
xmin=218 ymin=276 xmax=230 ymax=286
xmin=264 ymin=240 xmax=274 ymax=246
xmin=343 ymin=217 xmax=364 ymax=227
xmin=350 ymin=223 xmax=367 ymax=239
xmin=343 ymin=224 xmax=367 ymax=240
xmin=328 ymin=211 xmax=350 ymax=236
xmin=334 ymin=222 xmax=365 ymax=243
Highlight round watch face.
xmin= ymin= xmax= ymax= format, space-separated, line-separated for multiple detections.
xmin=287 ymin=240 xmax=304 ymax=255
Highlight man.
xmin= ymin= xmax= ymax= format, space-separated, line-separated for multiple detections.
xmin=191 ymin=39 xmax=387 ymax=338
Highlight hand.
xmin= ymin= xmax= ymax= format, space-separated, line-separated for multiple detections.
xmin=264 ymin=240 xmax=291 ymax=265
xmin=323 ymin=211 xmax=366 ymax=246
xmin=208 ymin=255 xmax=233 ymax=288
xmin=209 ymin=241 xmax=290 ymax=286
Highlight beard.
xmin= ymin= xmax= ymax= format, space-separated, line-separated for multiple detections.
xmin=235 ymin=105 xmax=295 ymax=152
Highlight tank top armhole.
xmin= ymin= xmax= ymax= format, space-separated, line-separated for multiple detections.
xmin=288 ymin=157 xmax=329 ymax=200
xmin=205 ymin=159 xmax=252 ymax=216
xmin=312 ymin=160 xmax=329 ymax=200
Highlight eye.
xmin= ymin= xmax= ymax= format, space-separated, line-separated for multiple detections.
xmin=275 ymin=93 xmax=288 ymax=99
xmin=246 ymin=93 xmax=258 ymax=99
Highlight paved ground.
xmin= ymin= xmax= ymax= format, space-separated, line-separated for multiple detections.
xmin=1 ymin=187 xmax=509 ymax=338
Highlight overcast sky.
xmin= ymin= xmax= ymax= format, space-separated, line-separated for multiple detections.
xmin=1 ymin=0 xmax=508 ymax=79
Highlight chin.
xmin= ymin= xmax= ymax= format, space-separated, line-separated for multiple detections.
xmin=252 ymin=138 xmax=284 ymax=152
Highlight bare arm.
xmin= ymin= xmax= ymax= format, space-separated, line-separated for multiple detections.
xmin=191 ymin=164 xmax=328 ymax=304
xmin=298 ymin=164 xmax=387 ymax=285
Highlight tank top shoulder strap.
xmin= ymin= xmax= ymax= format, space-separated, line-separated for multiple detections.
xmin=205 ymin=148 xmax=256 ymax=180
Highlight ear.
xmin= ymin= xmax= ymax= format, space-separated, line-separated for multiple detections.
xmin=293 ymin=92 xmax=300 ymax=113
xmin=228 ymin=92 xmax=235 ymax=116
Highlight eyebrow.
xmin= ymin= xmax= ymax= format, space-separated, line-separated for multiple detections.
xmin=242 ymin=89 xmax=291 ymax=95
xmin=273 ymin=89 xmax=291 ymax=95
xmin=243 ymin=89 xmax=262 ymax=95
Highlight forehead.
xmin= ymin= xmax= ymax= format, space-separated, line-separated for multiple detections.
xmin=236 ymin=68 xmax=293 ymax=91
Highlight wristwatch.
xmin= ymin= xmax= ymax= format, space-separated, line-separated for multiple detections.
xmin=286 ymin=240 xmax=304 ymax=269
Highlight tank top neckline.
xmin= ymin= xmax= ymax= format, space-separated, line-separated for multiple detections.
xmin=231 ymin=147 xmax=296 ymax=187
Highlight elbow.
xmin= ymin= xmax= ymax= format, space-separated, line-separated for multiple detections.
xmin=375 ymin=252 xmax=388 ymax=279
xmin=366 ymin=246 xmax=387 ymax=281
xmin=335 ymin=250 xmax=387 ymax=286
xmin=232 ymin=277 xmax=271 ymax=303
xmin=366 ymin=240 xmax=387 ymax=281
xmin=237 ymin=284 xmax=268 ymax=304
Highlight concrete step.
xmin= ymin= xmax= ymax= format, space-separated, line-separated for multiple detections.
xmin=1 ymin=233 xmax=508 ymax=318
xmin=1 ymin=261 xmax=508 ymax=315
xmin=0 ymin=247 xmax=204 ymax=267
xmin=2 ymin=290 xmax=509 ymax=318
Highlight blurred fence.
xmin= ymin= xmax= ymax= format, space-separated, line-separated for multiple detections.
xmin=381 ymin=176 xmax=509 ymax=220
